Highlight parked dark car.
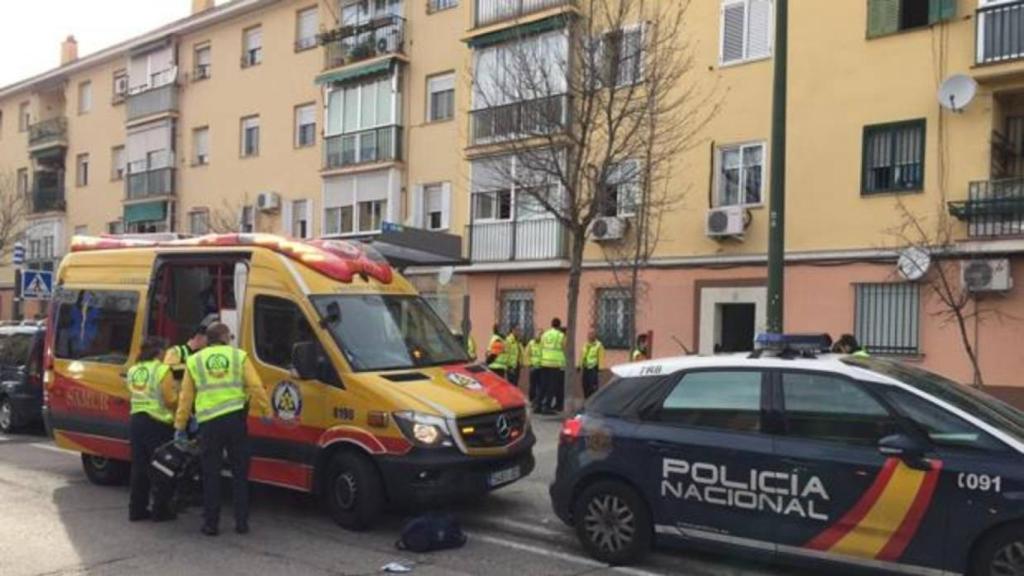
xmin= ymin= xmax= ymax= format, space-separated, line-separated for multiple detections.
xmin=0 ymin=322 xmax=46 ymax=433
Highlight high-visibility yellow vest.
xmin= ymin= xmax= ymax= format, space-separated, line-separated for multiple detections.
xmin=506 ymin=334 xmax=521 ymax=367
xmin=488 ymin=334 xmax=508 ymax=370
xmin=166 ymin=344 xmax=193 ymax=380
xmin=187 ymin=345 xmax=248 ymax=424
xmin=582 ymin=340 xmax=604 ymax=370
xmin=853 ymin=349 xmax=870 ymax=358
xmin=631 ymin=348 xmax=648 ymax=362
xmin=467 ymin=337 xmax=477 ymax=359
xmin=540 ymin=328 xmax=566 ymax=368
xmin=127 ymin=360 xmax=173 ymax=424
xmin=527 ymin=339 xmax=542 ymax=367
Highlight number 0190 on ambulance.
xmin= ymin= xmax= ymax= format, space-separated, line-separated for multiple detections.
xmin=42 ymin=234 xmax=534 ymax=529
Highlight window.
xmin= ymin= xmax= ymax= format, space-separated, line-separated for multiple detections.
xmin=358 ymin=199 xmax=386 ymax=232
xmin=603 ymin=160 xmax=641 ymax=217
xmin=240 ymin=116 xmax=260 ymax=157
xmin=855 ymin=283 xmax=920 ymax=355
xmin=595 ymin=288 xmax=633 ymax=349
xmin=112 ymin=70 xmax=128 ymax=102
xmin=53 ymin=289 xmax=139 ymax=365
xmin=74 ymin=225 xmax=88 ymax=236
xmin=111 ymin=146 xmax=126 ymax=180
xmin=77 ymin=81 xmax=92 ymax=114
xmin=500 ymin=290 xmax=534 ymax=337
xmin=295 ymin=7 xmax=318 ymax=51
xmin=421 ymin=183 xmax=449 ymax=230
xmin=295 ymin=103 xmax=316 ymax=148
xmin=427 ymin=73 xmax=455 ymax=122
xmin=76 ymin=153 xmax=89 ymax=187
xmin=324 ymin=206 xmax=354 ymax=235
xmin=717 ymin=142 xmax=764 ymax=206
xmin=255 ymin=296 xmax=316 ymax=370
xmin=242 ymin=26 xmax=263 ymax=67
xmin=867 ymin=0 xmax=955 ymax=38
xmin=881 ymin=387 xmax=1008 ymax=452
xmin=108 ymin=220 xmax=124 ymax=235
xmin=428 ymin=0 xmax=458 ymax=13
xmin=240 ymin=205 xmax=255 ymax=233
xmin=288 ymin=199 xmax=312 ymax=238
xmin=657 ymin=371 xmax=763 ymax=432
xmin=16 ymin=168 xmax=28 ymax=196
xmin=862 ymin=119 xmax=925 ymax=194
xmin=194 ymin=44 xmax=212 ymax=80
xmin=193 ymin=126 xmax=210 ymax=165
xmin=782 ymin=372 xmax=897 ymax=446
xmin=189 ymin=210 xmax=210 ymax=235
xmin=472 ymin=190 xmax=512 ymax=221
xmin=720 ymin=0 xmax=773 ymax=65
xmin=18 ymin=102 xmax=29 ymax=132
xmin=596 ymin=26 xmax=646 ymax=86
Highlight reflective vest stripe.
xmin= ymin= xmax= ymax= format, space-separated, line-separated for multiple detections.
xmin=190 ymin=346 xmax=247 ymax=424
xmin=195 ymin=398 xmax=248 ymax=421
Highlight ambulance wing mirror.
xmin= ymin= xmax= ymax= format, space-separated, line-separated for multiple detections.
xmin=292 ymin=342 xmax=319 ymax=381
xmin=878 ymin=433 xmax=930 ymax=470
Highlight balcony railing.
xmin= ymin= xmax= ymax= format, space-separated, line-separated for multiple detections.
xmin=949 ymin=178 xmax=1024 ymax=237
xmin=978 ymin=1 xmax=1024 ymax=64
xmin=475 ymin=0 xmax=573 ymax=28
xmin=30 ymin=176 xmax=65 ymax=214
xmin=321 ymin=15 xmax=405 ymax=70
xmin=324 ymin=125 xmax=402 ymax=169
xmin=126 ymin=167 xmax=175 ymax=200
xmin=470 ymin=95 xmax=568 ymax=146
xmin=28 ymin=117 xmax=67 ymax=148
xmin=467 ymin=218 xmax=567 ymax=262
xmin=126 ymin=82 xmax=178 ymax=122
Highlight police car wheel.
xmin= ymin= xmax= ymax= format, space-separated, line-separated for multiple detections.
xmin=324 ymin=451 xmax=383 ymax=531
xmin=0 ymin=396 xmax=16 ymax=433
xmin=81 ymin=454 xmax=130 ymax=486
xmin=573 ymin=480 xmax=651 ymax=565
xmin=973 ymin=524 xmax=1024 ymax=576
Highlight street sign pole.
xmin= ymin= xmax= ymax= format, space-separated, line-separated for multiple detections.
xmin=12 ymin=241 xmax=24 ymax=322
xmin=766 ymin=0 xmax=788 ymax=334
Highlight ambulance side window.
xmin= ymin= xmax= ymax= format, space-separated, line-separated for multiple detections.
xmin=782 ymin=372 xmax=898 ymax=446
xmin=881 ymin=388 xmax=1009 ymax=453
xmin=253 ymin=295 xmax=315 ymax=371
xmin=654 ymin=370 xmax=763 ymax=432
xmin=53 ymin=289 xmax=139 ymax=365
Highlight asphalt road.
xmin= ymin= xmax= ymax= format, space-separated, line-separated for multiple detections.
xmin=0 ymin=421 xmax=798 ymax=576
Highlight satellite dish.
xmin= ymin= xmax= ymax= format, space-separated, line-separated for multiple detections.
xmin=437 ymin=266 xmax=454 ymax=286
xmin=938 ymin=74 xmax=978 ymax=113
xmin=897 ymin=247 xmax=932 ymax=282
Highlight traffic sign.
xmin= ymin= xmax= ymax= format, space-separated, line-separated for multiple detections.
xmin=12 ymin=242 xmax=24 ymax=266
xmin=21 ymin=270 xmax=53 ymax=300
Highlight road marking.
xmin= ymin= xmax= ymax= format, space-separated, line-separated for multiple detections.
xmin=472 ymin=532 xmax=666 ymax=576
xmin=471 ymin=517 xmax=565 ymax=539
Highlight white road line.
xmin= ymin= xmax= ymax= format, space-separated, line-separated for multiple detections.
xmin=472 ymin=532 xmax=666 ymax=576
xmin=473 ymin=517 xmax=565 ymax=539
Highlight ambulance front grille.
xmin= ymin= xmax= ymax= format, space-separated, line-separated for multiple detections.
xmin=457 ymin=408 xmax=527 ymax=449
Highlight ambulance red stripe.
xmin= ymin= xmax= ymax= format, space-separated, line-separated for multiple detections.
xmin=876 ymin=460 xmax=943 ymax=561
xmin=59 ymin=431 xmax=132 ymax=461
xmin=806 ymin=458 xmax=900 ymax=551
xmin=249 ymin=457 xmax=313 ymax=492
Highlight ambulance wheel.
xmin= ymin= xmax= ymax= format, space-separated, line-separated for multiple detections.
xmin=324 ymin=451 xmax=383 ymax=531
xmin=573 ymin=480 xmax=651 ymax=565
xmin=81 ymin=454 xmax=130 ymax=486
xmin=972 ymin=523 xmax=1024 ymax=576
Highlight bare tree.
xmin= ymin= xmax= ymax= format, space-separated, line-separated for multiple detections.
xmin=208 ymin=194 xmax=256 ymax=234
xmin=471 ymin=0 xmax=717 ymax=404
xmin=0 ymin=171 xmax=28 ymax=262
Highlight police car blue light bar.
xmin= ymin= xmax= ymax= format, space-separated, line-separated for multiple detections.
xmin=754 ymin=333 xmax=832 ymax=353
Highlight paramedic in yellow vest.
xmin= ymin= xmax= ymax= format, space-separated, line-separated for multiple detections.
xmin=539 ymin=318 xmax=567 ymax=414
xmin=580 ymin=331 xmax=605 ymax=399
xmin=487 ymin=324 xmax=509 ymax=380
xmin=466 ymin=334 xmax=477 ymax=360
xmin=505 ymin=324 xmax=522 ymax=387
xmin=164 ymin=325 xmax=209 ymax=384
xmin=127 ymin=337 xmax=179 ymax=522
xmin=174 ymin=323 xmax=272 ymax=537
xmin=631 ymin=333 xmax=650 ymax=362
xmin=525 ymin=333 xmax=543 ymax=409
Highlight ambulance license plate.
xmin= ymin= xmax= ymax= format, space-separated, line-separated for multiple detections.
xmin=488 ymin=466 xmax=521 ymax=487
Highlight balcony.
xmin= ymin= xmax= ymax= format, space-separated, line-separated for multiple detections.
xmin=321 ymin=15 xmax=405 ymax=71
xmin=126 ymin=167 xmax=175 ymax=201
xmin=949 ymin=178 xmax=1024 ymax=237
xmin=977 ymin=1 xmax=1024 ymax=65
xmin=470 ymin=95 xmax=568 ymax=146
xmin=28 ymin=118 xmax=67 ymax=151
xmin=324 ymin=126 xmax=402 ymax=170
xmin=30 ymin=175 xmax=65 ymax=214
xmin=126 ymin=82 xmax=178 ymax=123
xmin=475 ymin=0 xmax=573 ymax=28
xmin=467 ymin=218 xmax=567 ymax=262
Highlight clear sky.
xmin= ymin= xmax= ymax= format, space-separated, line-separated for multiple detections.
xmin=0 ymin=1 xmax=201 ymax=88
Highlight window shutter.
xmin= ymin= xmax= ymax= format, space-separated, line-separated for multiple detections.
xmin=928 ymin=0 xmax=956 ymax=24
xmin=441 ymin=182 xmax=452 ymax=230
xmin=747 ymin=0 xmax=772 ymax=59
xmin=410 ymin=185 xmax=424 ymax=228
xmin=303 ymin=200 xmax=313 ymax=238
xmin=721 ymin=1 xmax=747 ymax=63
xmin=867 ymin=0 xmax=900 ymax=38
xmin=282 ymin=201 xmax=293 ymax=236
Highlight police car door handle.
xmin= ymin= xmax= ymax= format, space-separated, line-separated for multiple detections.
xmin=646 ymin=440 xmax=675 ymax=452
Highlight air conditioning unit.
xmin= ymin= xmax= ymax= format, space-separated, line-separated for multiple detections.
xmin=962 ymin=259 xmax=1013 ymax=292
xmin=114 ymin=76 xmax=128 ymax=96
xmin=590 ymin=217 xmax=627 ymax=242
xmin=706 ymin=206 xmax=746 ymax=239
xmin=256 ymin=192 xmax=281 ymax=213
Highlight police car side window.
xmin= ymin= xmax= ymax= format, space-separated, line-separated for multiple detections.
xmin=782 ymin=373 xmax=897 ymax=446
xmin=655 ymin=371 xmax=762 ymax=432
xmin=882 ymin=388 xmax=1009 ymax=452
xmin=254 ymin=296 xmax=315 ymax=371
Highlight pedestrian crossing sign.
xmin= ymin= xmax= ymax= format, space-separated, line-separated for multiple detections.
xmin=21 ymin=270 xmax=53 ymax=300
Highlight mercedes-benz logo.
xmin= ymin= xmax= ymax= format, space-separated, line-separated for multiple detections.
xmin=495 ymin=414 xmax=511 ymax=440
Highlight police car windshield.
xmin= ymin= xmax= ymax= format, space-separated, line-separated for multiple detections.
xmin=845 ymin=357 xmax=1024 ymax=444
xmin=312 ymin=294 xmax=469 ymax=372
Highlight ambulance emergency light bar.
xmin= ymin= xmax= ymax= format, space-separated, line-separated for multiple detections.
xmin=754 ymin=333 xmax=832 ymax=355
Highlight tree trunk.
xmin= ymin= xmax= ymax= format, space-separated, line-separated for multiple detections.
xmin=563 ymin=228 xmax=587 ymax=412
xmin=953 ymin=304 xmax=985 ymax=387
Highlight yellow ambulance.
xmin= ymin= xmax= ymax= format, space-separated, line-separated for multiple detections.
xmin=43 ymin=233 xmax=533 ymax=529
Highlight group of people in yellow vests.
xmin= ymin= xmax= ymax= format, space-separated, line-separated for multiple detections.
xmin=125 ymin=320 xmax=271 ymax=537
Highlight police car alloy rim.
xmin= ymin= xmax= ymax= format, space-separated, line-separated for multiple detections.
xmin=583 ymin=494 xmax=636 ymax=552
xmin=992 ymin=540 xmax=1024 ymax=576
xmin=334 ymin=472 xmax=358 ymax=510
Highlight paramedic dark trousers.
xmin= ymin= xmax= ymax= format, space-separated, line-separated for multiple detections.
xmin=540 ymin=368 xmax=564 ymax=411
xmin=582 ymin=368 xmax=599 ymax=399
xmin=199 ymin=410 xmax=250 ymax=528
xmin=129 ymin=414 xmax=175 ymax=519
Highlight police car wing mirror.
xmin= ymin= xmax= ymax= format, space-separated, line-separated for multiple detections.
xmin=319 ymin=302 xmax=341 ymax=329
xmin=292 ymin=341 xmax=319 ymax=381
xmin=878 ymin=434 xmax=930 ymax=469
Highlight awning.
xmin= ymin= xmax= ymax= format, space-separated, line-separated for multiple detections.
xmin=466 ymin=15 xmax=569 ymax=49
xmin=315 ymin=59 xmax=392 ymax=85
xmin=124 ymin=201 xmax=166 ymax=224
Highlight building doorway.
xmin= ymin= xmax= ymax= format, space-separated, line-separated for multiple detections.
xmin=698 ymin=285 xmax=766 ymax=355
xmin=717 ymin=303 xmax=756 ymax=353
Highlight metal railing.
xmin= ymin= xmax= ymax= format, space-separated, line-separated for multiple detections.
xmin=321 ymin=15 xmax=405 ymax=70
xmin=470 ymin=94 xmax=567 ymax=145
xmin=324 ymin=125 xmax=401 ymax=169
xmin=126 ymin=82 xmax=178 ymax=122
xmin=126 ymin=167 xmax=175 ymax=200
xmin=467 ymin=218 xmax=567 ymax=262
xmin=28 ymin=117 xmax=67 ymax=148
xmin=978 ymin=0 xmax=1024 ymax=64
xmin=475 ymin=0 xmax=573 ymax=27
xmin=30 ymin=175 xmax=65 ymax=213
xmin=949 ymin=178 xmax=1024 ymax=237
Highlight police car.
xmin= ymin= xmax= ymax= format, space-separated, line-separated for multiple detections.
xmin=549 ymin=335 xmax=1024 ymax=576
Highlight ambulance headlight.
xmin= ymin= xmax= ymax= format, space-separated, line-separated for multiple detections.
xmin=394 ymin=412 xmax=451 ymax=448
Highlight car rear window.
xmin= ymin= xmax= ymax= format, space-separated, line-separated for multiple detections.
xmin=586 ymin=375 xmax=666 ymax=417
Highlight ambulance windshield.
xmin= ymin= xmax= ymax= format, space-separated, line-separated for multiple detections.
xmin=312 ymin=294 xmax=469 ymax=372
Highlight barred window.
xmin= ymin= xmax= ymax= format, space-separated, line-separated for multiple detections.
xmin=862 ymin=120 xmax=925 ymax=195
xmin=596 ymin=288 xmax=633 ymax=349
xmin=854 ymin=283 xmax=920 ymax=355
xmin=501 ymin=290 xmax=534 ymax=338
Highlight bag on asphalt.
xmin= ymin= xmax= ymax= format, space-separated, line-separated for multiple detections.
xmin=395 ymin=514 xmax=467 ymax=553
xmin=151 ymin=439 xmax=199 ymax=481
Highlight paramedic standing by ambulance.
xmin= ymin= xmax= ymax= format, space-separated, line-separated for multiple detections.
xmin=174 ymin=323 xmax=272 ymax=537
xmin=127 ymin=337 xmax=179 ymax=522
xmin=580 ymin=331 xmax=605 ymax=399
xmin=539 ymin=318 xmax=566 ymax=414
xmin=164 ymin=325 xmax=209 ymax=383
